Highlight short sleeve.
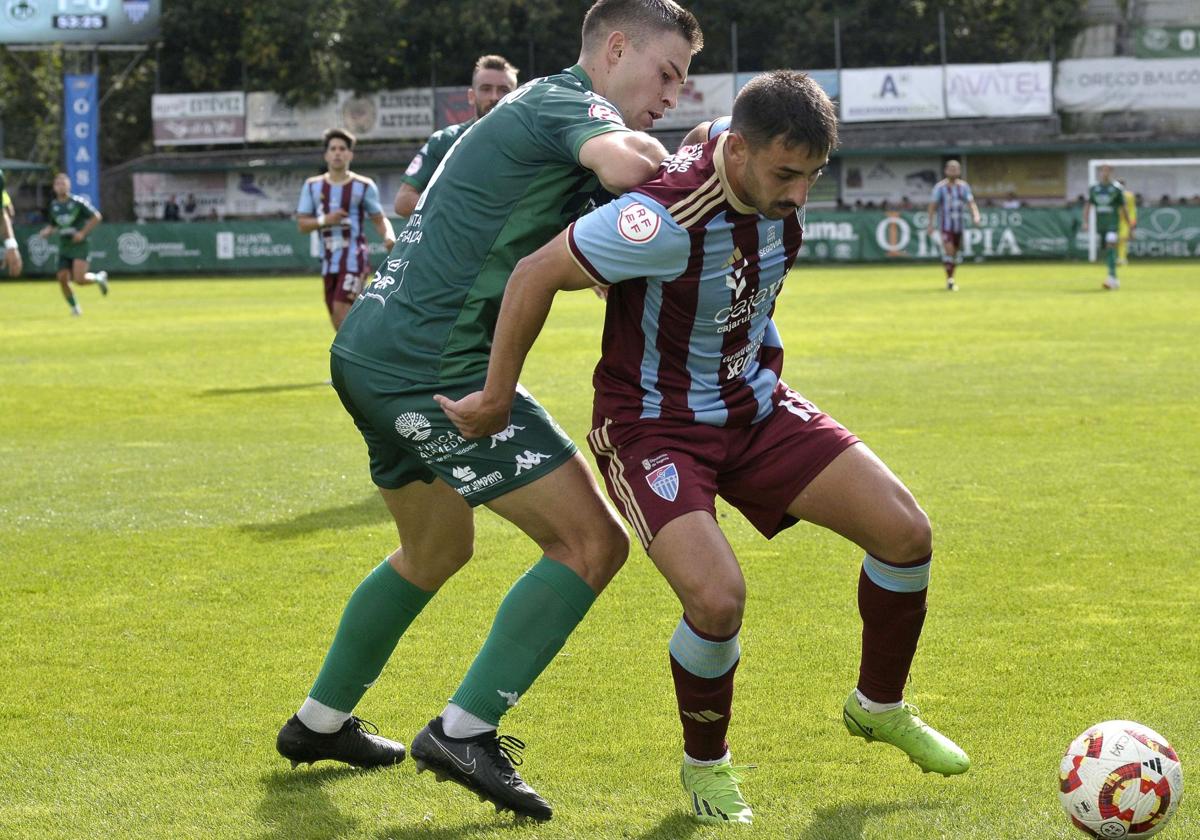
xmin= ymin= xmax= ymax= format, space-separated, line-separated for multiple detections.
xmin=930 ymin=184 xmax=941 ymax=203
xmin=75 ymin=196 xmax=97 ymax=219
xmin=538 ymin=86 xmax=629 ymax=164
xmin=400 ymin=133 xmax=441 ymax=190
xmin=296 ymin=181 xmax=315 ymax=215
xmin=566 ymin=194 xmax=691 ymax=286
xmin=362 ymin=180 xmax=382 ymax=215
xmin=709 ymin=116 xmax=731 ymax=138
xmin=964 ymin=183 xmax=975 ymax=202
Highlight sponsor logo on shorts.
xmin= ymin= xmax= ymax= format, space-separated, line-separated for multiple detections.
xmin=646 ymin=463 xmax=680 ymax=501
xmin=454 ymin=469 xmax=504 ymax=496
xmin=642 ymin=454 xmax=672 ymax=470
xmin=514 ymin=450 xmax=550 ymax=475
xmin=394 ymin=412 xmax=432 ymax=441
xmin=489 ymin=424 xmax=526 ymax=448
xmin=618 ymin=202 xmax=661 ymax=243
xmin=417 ymin=430 xmax=477 ymax=463
xmin=451 ymin=465 xmax=476 ymax=482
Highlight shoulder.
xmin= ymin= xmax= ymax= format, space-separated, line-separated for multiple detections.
xmin=632 ymin=146 xmax=723 ymax=228
xmin=302 ymin=175 xmax=325 ymax=187
xmin=932 ymin=179 xmax=948 ymax=191
xmin=349 ymin=172 xmax=377 ymax=188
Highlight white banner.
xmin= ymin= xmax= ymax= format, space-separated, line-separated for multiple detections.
xmin=132 ymin=172 xmax=227 ymax=221
xmin=946 ymin=62 xmax=1052 ymax=118
xmin=841 ymin=156 xmax=943 ymax=204
xmin=1055 ymin=58 xmax=1200 ymax=112
xmin=655 ymin=73 xmax=734 ymax=129
xmin=152 ymin=92 xmax=245 ymax=145
xmin=245 ymin=89 xmax=435 ymax=143
xmin=840 ymin=67 xmax=945 ymax=122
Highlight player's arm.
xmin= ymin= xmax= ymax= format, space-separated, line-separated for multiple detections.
xmin=926 ymin=200 xmax=937 ymax=234
xmin=369 ymin=212 xmax=396 ymax=252
xmin=2 ymin=207 xmax=20 ymax=277
xmin=75 ymin=210 xmax=101 ymax=242
xmin=578 ymin=131 xmax=669 ymax=195
xmin=297 ymin=209 xmax=348 ymax=234
xmin=1081 ymin=199 xmax=1092 ymax=231
xmin=968 ymin=200 xmax=981 ymax=226
xmin=394 ymin=183 xmax=421 ymax=217
xmin=435 ymin=231 xmax=595 ymax=439
xmin=1119 ymin=200 xmax=1133 ymax=229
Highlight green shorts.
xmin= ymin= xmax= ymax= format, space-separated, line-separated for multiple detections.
xmin=330 ymin=353 xmax=577 ymax=506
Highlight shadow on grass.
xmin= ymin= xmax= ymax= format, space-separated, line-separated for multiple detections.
xmin=798 ymin=800 xmax=943 ymax=840
xmin=199 ymin=381 xmax=331 ymax=397
xmin=256 ymin=766 xmax=366 ymax=840
xmin=372 ymin=814 xmax=532 ymax=840
xmin=239 ymin=495 xmax=387 ymax=540
xmin=635 ymin=811 xmax=701 ymax=840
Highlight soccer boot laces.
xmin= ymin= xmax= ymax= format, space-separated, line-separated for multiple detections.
xmin=842 ymin=692 xmax=970 ymax=777
xmin=411 ymin=717 xmax=552 ymax=822
xmin=276 ymin=714 xmax=406 ymax=769
xmin=680 ymin=758 xmax=754 ymax=824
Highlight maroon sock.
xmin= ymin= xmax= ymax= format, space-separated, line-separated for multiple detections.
xmin=670 ymin=616 xmax=739 ymax=761
xmin=857 ymin=553 xmax=930 ymax=704
xmin=944 ymin=261 xmax=956 ymax=279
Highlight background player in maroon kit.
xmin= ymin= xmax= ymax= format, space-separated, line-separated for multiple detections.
xmin=926 ymin=159 xmax=980 ymax=291
xmin=297 ymin=128 xmax=395 ymax=330
xmin=439 ymin=71 xmax=969 ymax=825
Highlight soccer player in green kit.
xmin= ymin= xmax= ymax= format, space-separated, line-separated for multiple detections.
xmin=393 ymin=54 xmax=519 ymax=218
xmin=1082 ymin=164 xmax=1133 ymax=290
xmin=275 ymin=0 xmax=703 ymax=822
xmin=38 ymin=172 xmax=109 ymax=315
xmin=1 ymin=167 xmax=23 ymax=277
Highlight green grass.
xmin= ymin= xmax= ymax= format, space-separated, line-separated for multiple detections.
xmin=1 ymin=261 xmax=1196 ymax=839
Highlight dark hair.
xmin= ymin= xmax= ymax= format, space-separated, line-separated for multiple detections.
xmin=323 ymin=128 xmax=355 ymax=151
xmin=474 ymin=54 xmax=519 ymax=83
xmin=731 ymin=71 xmax=838 ymax=156
xmin=582 ymin=0 xmax=703 ymax=54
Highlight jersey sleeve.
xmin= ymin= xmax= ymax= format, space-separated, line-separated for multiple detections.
xmin=709 ymin=116 xmax=731 ymax=138
xmin=75 ymin=195 xmax=97 ymax=220
xmin=399 ymin=131 xmax=444 ymax=190
xmin=362 ymin=179 xmax=382 ymax=215
xmin=296 ymin=181 xmax=315 ymax=215
xmin=566 ymin=194 xmax=691 ymax=286
xmin=930 ymin=183 xmax=942 ymax=204
xmin=537 ymin=87 xmax=630 ymax=164
xmin=963 ymin=182 xmax=976 ymax=203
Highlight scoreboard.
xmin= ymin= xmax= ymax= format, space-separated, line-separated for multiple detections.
xmin=1 ymin=0 xmax=160 ymax=43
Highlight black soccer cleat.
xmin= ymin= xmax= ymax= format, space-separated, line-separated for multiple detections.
xmin=276 ymin=714 xmax=406 ymax=769
xmin=410 ymin=717 xmax=552 ymax=822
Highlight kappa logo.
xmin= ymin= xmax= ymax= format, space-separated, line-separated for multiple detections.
xmin=646 ymin=463 xmax=679 ymax=502
xmin=394 ymin=412 xmax=432 ymax=441
xmin=618 ymin=202 xmax=661 ymax=243
xmin=497 ymin=690 xmax=520 ymax=708
xmin=514 ymin=450 xmax=550 ymax=475
xmin=451 ymin=465 xmax=477 ymax=482
xmin=489 ymin=424 xmax=526 ymax=448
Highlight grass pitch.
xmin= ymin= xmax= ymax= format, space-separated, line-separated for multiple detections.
xmin=1 ymin=261 xmax=1196 ymax=839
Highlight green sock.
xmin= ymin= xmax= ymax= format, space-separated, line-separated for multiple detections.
xmin=1106 ymin=247 xmax=1116 ymax=275
xmin=308 ymin=560 xmax=434 ymax=712
xmin=66 ymin=293 xmax=77 ymax=307
xmin=450 ymin=556 xmax=597 ymax=725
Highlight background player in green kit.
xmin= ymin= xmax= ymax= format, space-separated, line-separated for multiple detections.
xmin=275 ymin=0 xmax=703 ymax=823
xmin=1082 ymin=164 xmax=1133 ymax=290
xmin=393 ymin=54 xmax=519 ymax=218
xmin=1 ymin=167 xmax=22 ymax=277
xmin=38 ymin=172 xmax=109 ymax=316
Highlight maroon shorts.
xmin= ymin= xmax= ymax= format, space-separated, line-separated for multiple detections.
xmin=940 ymin=230 xmax=963 ymax=252
xmin=323 ymin=270 xmax=366 ymax=312
xmin=587 ymin=385 xmax=859 ymax=549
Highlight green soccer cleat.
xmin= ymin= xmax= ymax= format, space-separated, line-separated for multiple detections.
xmin=681 ymin=759 xmax=754 ymax=824
xmin=842 ymin=692 xmax=970 ymax=777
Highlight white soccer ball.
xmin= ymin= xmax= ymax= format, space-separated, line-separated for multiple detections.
xmin=1059 ymin=720 xmax=1184 ymax=838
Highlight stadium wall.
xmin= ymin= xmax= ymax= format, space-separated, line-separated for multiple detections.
xmin=12 ymin=208 xmax=1200 ymax=278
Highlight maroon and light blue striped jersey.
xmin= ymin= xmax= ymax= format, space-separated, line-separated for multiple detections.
xmin=568 ymin=130 xmax=805 ymax=428
xmin=930 ymin=178 xmax=975 ymax=233
xmin=296 ymin=173 xmax=383 ymax=275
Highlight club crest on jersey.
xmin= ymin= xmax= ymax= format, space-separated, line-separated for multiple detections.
xmin=587 ymin=102 xmax=623 ymax=124
xmin=646 ymin=463 xmax=680 ymax=501
xmin=618 ymin=202 xmax=661 ymax=243
xmin=405 ymin=154 xmax=423 ymax=176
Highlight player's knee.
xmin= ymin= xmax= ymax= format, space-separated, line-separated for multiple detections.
xmin=686 ymin=584 xmax=745 ymax=638
xmin=891 ymin=507 xmax=932 ymax=564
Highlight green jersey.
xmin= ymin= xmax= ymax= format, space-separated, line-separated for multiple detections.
xmin=1088 ymin=182 xmax=1125 ymax=231
xmin=47 ymin=194 xmax=98 ymax=259
xmin=399 ymin=118 xmax=476 ymax=193
xmin=334 ymin=65 xmax=628 ymax=385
